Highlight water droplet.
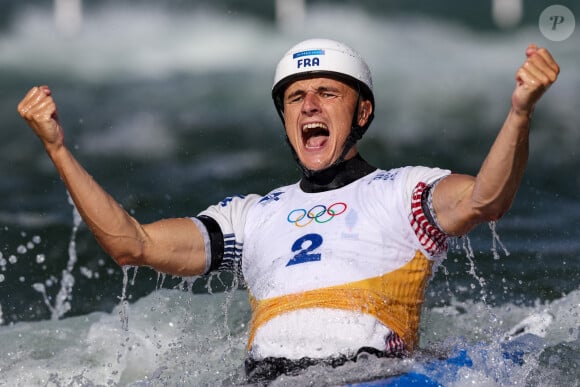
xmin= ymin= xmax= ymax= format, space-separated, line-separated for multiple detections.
xmin=8 ymin=255 xmax=17 ymax=264
xmin=36 ymin=254 xmax=46 ymax=264
xmin=16 ymin=245 xmax=27 ymax=254
xmin=80 ymin=266 xmax=93 ymax=279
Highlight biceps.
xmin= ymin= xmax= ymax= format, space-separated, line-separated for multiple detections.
xmin=432 ymin=174 xmax=479 ymax=236
xmin=142 ymin=218 xmax=207 ymax=276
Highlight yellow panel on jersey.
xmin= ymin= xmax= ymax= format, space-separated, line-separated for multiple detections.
xmin=247 ymin=250 xmax=434 ymax=351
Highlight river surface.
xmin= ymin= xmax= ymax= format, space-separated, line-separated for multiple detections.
xmin=0 ymin=2 xmax=579 ymax=385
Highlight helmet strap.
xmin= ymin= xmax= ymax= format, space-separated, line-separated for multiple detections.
xmin=334 ymin=88 xmax=366 ymax=165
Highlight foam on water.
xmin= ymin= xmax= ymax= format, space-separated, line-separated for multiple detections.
xmin=2 ymin=2 xmax=579 ymax=156
xmin=1 ymin=221 xmax=579 ymax=386
xmin=1 ymin=2 xmax=579 ymax=385
xmin=0 ymin=286 xmax=578 ymax=385
xmin=0 ymin=289 xmax=245 ymax=385
xmin=1 ymin=4 xmax=278 ymax=80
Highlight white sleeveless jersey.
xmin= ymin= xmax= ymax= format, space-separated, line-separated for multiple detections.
xmin=197 ymin=166 xmax=450 ymax=360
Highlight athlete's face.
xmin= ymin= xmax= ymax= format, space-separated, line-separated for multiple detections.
xmin=282 ymin=77 xmax=372 ymax=171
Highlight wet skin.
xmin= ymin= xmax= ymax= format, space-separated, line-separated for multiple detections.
xmin=282 ymin=77 xmax=373 ymax=171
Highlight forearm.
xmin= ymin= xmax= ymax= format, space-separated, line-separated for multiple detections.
xmin=471 ymin=108 xmax=530 ymax=219
xmin=47 ymin=145 xmax=207 ymax=276
xmin=47 ymin=144 xmax=148 ymax=265
xmin=434 ymin=109 xmax=531 ymax=236
xmin=18 ymin=86 xmax=207 ymax=275
xmin=434 ymin=45 xmax=558 ymax=237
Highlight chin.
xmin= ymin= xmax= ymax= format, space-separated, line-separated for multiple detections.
xmin=301 ymin=160 xmax=333 ymax=171
xmin=297 ymin=149 xmax=339 ymax=171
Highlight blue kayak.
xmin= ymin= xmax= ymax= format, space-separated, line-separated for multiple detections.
xmin=346 ymin=333 xmax=544 ymax=387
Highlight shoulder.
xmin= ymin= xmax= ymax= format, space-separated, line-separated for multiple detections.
xmin=393 ymin=166 xmax=450 ymax=184
xmin=251 ymin=182 xmax=301 ymax=207
xmin=198 ymin=181 xmax=301 ymax=220
xmin=363 ymin=166 xmax=450 ymax=188
xmin=198 ymin=193 xmax=262 ymax=224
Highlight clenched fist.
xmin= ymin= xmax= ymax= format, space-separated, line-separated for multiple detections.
xmin=512 ymin=44 xmax=560 ymax=116
xmin=17 ymin=86 xmax=65 ymax=153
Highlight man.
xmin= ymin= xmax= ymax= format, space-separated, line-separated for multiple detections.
xmin=18 ymin=39 xmax=559 ymax=382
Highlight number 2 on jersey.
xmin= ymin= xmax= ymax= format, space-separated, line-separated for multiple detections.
xmin=286 ymin=233 xmax=323 ymax=266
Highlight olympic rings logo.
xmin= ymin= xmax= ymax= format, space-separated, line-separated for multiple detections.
xmin=287 ymin=202 xmax=348 ymax=227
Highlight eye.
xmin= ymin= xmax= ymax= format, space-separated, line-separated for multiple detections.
xmin=285 ymin=93 xmax=304 ymax=104
xmin=289 ymin=95 xmax=303 ymax=103
xmin=320 ymin=90 xmax=338 ymax=99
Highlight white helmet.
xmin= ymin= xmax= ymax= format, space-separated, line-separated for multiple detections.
xmin=272 ymin=38 xmax=374 ymax=113
xmin=272 ymin=39 xmax=376 ymax=176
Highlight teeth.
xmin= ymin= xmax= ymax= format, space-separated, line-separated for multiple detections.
xmin=302 ymin=122 xmax=328 ymax=131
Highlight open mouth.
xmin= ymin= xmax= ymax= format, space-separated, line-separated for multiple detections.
xmin=302 ymin=122 xmax=329 ymax=149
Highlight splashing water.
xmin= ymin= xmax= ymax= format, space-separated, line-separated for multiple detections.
xmin=31 ymin=192 xmax=82 ymax=321
xmin=0 ymin=193 xmax=578 ymax=385
xmin=0 ymin=2 xmax=579 ymax=385
xmin=489 ymin=221 xmax=510 ymax=260
xmin=3 ymin=191 xmax=565 ymax=385
xmin=118 ymin=266 xmax=132 ymax=332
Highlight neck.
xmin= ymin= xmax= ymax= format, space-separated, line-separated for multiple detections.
xmin=300 ymin=153 xmax=376 ymax=193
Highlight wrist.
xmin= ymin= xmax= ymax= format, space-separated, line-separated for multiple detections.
xmin=510 ymin=106 xmax=533 ymax=119
xmin=45 ymin=141 xmax=66 ymax=160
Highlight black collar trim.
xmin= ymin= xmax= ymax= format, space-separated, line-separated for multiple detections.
xmin=300 ymin=154 xmax=377 ymax=193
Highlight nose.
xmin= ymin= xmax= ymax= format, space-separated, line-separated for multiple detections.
xmin=301 ymin=92 xmax=321 ymax=115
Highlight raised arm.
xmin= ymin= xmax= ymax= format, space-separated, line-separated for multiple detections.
xmin=433 ymin=45 xmax=560 ymax=236
xmin=18 ymin=86 xmax=207 ymax=276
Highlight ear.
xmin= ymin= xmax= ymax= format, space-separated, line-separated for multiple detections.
xmin=357 ymin=100 xmax=373 ymax=127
